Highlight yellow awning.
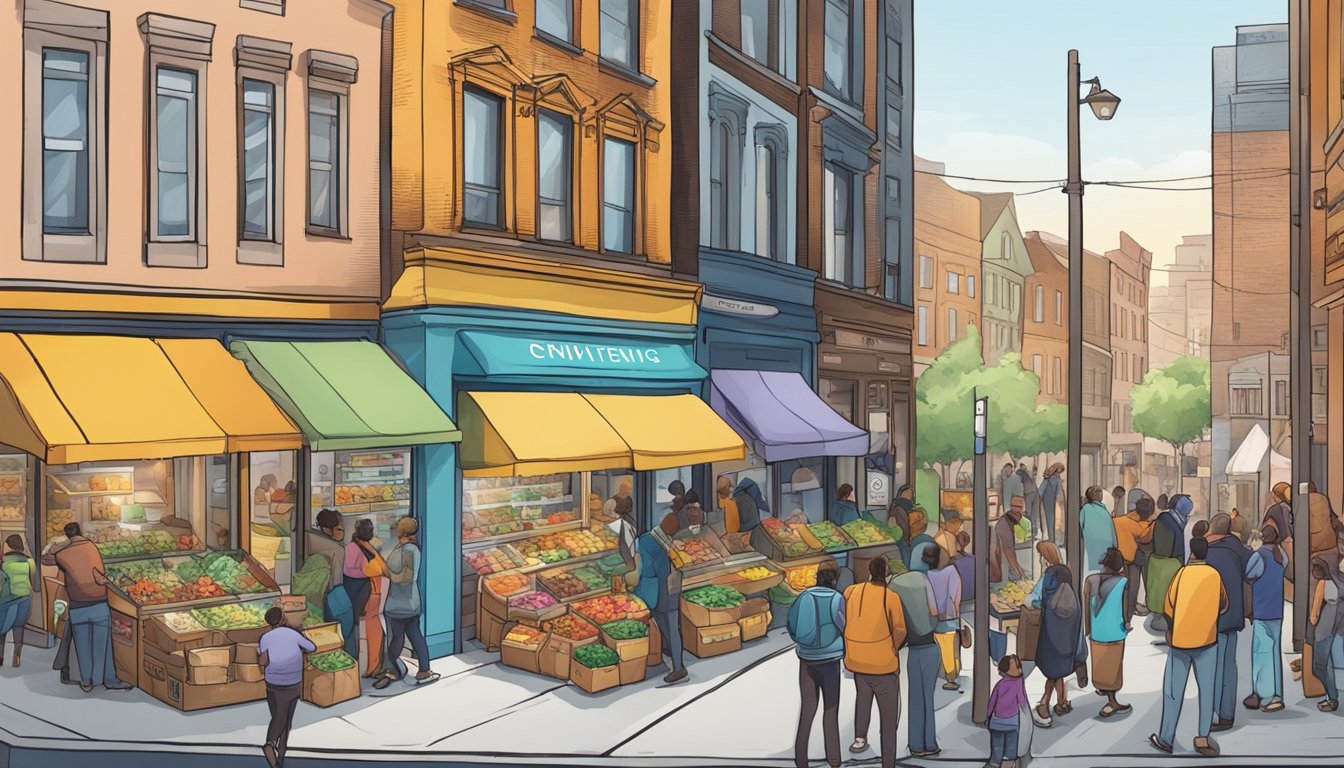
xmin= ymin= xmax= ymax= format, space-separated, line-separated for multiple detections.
xmin=585 ymin=394 xmax=746 ymax=470
xmin=458 ymin=391 xmax=746 ymax=477
xmin=0 ymin=334 xmax=302 ymax=464
xmin=154 ymin=339 xmax=303 ymax=453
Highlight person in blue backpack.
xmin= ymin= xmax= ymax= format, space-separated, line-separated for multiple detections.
xmin=635 ymin=513 xmax=687 ymax=684
xmin=787 ymin=565 xmax=846 ymax=768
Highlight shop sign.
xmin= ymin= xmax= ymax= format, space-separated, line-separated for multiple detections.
xmin=700 ymin=294 xmax=780 ymax=318
xmin=867 ymin=473 xmax=890 ymax=507
xmin=834 ymin=330 xmax=909 ymax=354
xmin=459 ymin=331 xmax=700 ymax=378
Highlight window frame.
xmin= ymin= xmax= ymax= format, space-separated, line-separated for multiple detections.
xmin=883 ymin=217 xmax=901 ymax=302
xmin=23 ymin=7 xmax=109 ymax=264
xmin=916 ymin=305 xmax=929 ymax=347
xmin=535 ymin=107 xmax=574 ymax=244
xmin=535 ymin=0 xmax=574 ymax=47
xmin=823 ymin=161 xmax=859 ymax=288
xmin=305 ymin=50 xmax=359 ymax=240
xmin=947 ymin=307 xmax=958 ymax=342
xmin=945 ymin=270 xmax=959 ymax=295
xmin=739 ymin=0 xmax=780 ymax=72
xmin=1054 ymin=289 xmax=1063 ymax=325
xmin=1033 ymin=285 xmax=1044 ymax=323
xmin=462 ymin=84 xmax=506 ymax=230
xmin=822 ymin=0 xmax=855 ymax=101
xmin=236 ymin=68 xmax=287 ymax=265
xmin=919 ymin=255 xmax=933 ymax=289
xmin=599 ymin=0 xmax=640 ymax=74
xmin=967 ymin=274 xmax=976 ymax=299
xmin=601 ymin=135 xmax=637 ymax=255
xmin=148 ymin=61 xmax=207 ymax=264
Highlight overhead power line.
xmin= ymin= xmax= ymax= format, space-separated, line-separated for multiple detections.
xmin=914 ymin=167 xmax=1292 ymax=186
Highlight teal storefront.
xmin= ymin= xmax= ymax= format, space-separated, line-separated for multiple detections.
xmin=381 ymin=249 xmax=745 ymax=657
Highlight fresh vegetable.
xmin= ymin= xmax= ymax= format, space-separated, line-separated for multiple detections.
xmin=760 ymin=517 xmax=815 ymax=557
xmin=485 ymin=572 xmax=530 ymax=597
xmin=508 ymin=591 xmax=558 ymax=611
xmin=573 ymin=643 xmax=620 ymax=669
xmin=668 ymin=537 xmax=721 ymax=568
xmin=785 ymin=564 xmax=819 ymax=591
xmin=544 ymin=613 xmax=599 ymax=641
xmin=683 ymin=584 xmax=745 ymax=609
xmin=807 ymin=521 xmax=856 ymax=552
xmin=841 ymin=518 xmax=894 ymax=546
xmin=504 ymin=625 xmax=547 ymax=646
xmin=309 ymin=650 xmax=356 ymax=672
xmin=539 ymin=570 xmax=591 ymax=599
xmin=601 ymin=619 xmax=649 ymax=640
xmin=572 ymin=594 xmax=649 ymax=625
xmin=736 ymin=566 xmax=774 ymax=581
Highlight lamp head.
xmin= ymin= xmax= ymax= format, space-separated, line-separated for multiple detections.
xmin=1085 ymin=82 xmax=1121 ymax=120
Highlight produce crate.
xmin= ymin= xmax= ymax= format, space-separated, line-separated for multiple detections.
xmin=618 ymin=656 xmax=646 ymax=685
xmin=538 ymin=614 xmax=600 ymax=680
xmin=680 ymin=586 xmax=746 ymax=627
xmin=600 ymin=624 xmax=651 ymax=662
xmin=681 ymin=613 xmax=741 ymax=659
xmin=143 ymin=612 xmax=220 ymax=654
xmin=537 ymin=563 xmax=611 ymax=603
xmin=739 ymin=596 xmax=769 ymax=618
xmin=708 ymin=559 xmax=785 ymax=594
xmin=750 ymin=519 xmax=823 ymax=562
xmin=232 ymin=662 xmax=264 ymax=683
xmin=302 ymin=623 xmax=359 ymax=708
xmin=500 ymin=623 xmax=548 ymax=674
xmin=806 ymin=521 xmax=857 ymax=553
xmin=571 ymin=661 xmax=619 ymax=693
xmin=479 ymin=572 xmax=534 ymax=621
xmin=738 ymin=611 xmax=772 ymax=642
xmin=571 ymin=594 xmax=649 ymax=625
xmin=505 ymin=591 xmax=567 ymax=625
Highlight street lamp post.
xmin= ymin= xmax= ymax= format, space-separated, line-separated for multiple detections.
xmin=1065 ymin=49 xmax=1119 ymax=591
xmin=972 ymin=393 xmax=989 ymax=725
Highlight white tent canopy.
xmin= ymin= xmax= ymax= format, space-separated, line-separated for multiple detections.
xmin=1225 ymin=423 xmax=1291 ymax=486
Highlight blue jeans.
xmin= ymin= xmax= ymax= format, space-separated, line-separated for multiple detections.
xmin=989 ymin=722 xmax=1019 ymax=765
xmin=1214 ymin=630 xmax=1239 ymax=721
xmin=1159 ymin=643 xmax=1216 ymax=745
xmin=386 ymin=615 xmax=431 ymax=676
xmin=1312 ymin=633 xmax=1339 ymax=701
xmin=907 ymin=643 xmax=940 ymax=753
xmin=653 ymin=608 xmax=684 ymax=673
xmin=68 ymin=602 xmax=121 ymax=687
xmin=1250 ymin=620 xmax=1283 ymax=700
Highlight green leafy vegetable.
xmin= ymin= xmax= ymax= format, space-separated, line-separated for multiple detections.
xmin=309 ymin=650 xmax=356 ymax=672
xmin=573 ymin=644 xmax=620 ymax=669
xmin=683 ymin=585 xmax=745 ymax=609
xmin=601 ymin=619 xmax=649 ymax=640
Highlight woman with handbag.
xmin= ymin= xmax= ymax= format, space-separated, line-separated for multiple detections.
xmin=343 ymin=519 xmax=389 ymax=677
xmin=925 ymin=546 xmax=964 ymax=691
xmin=1084 ymin=548 xmax=1132 ymax=718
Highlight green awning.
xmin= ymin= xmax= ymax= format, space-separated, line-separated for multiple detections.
xmin=230 ymin=340 xmax=460 ymax=451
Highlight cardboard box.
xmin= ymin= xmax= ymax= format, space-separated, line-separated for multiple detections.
xmin=500 ymin=624 xmax=548 ymax=675
xmin=234 ymin=642 xmax=260 ymax=665
xmin=738 ymin=611 xmax=772 ymax=642
xmin=479 ymin=574 xmax=534 ymax=622
xmin=187 ymin=646 xmax=233 ymax=669
xmin=740 ymin=597 xmax=770 ymax=618
xmin=301 ymin=622 xmax=359 ymax=708
xmin=143 ymin=614 xmax=220 ymax=654
xmin=570 ymin=661 xmax=620 ymax=693
xmin=538 ymin=631 xmax=597 ymax=681
xmin=189 ymin=665 xmax=230 ymax=685
xmin=478 ymin=609 xmax=506 ymax=652
xmin=646 ymin=615 xmax=663 ymax=668
xmin=617 ymin=656 xmax=646 ymax=685
xmin=681 ymin=614 xmax=741 ymax=659
xmin=232 ymin=662 xmax=265 ymax=683
xmin=142 ymin=647 xmax=265 ymax=710
xmin=600 ymin=628 xmax=651 ymax=662
xmin=680 ymin=595 xmax=741 ymax=627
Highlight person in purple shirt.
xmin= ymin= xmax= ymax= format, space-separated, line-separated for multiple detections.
xmin=259 ymin=607 xmax=316 ymax=768
xmin=986 ymin=654 xmax=1029 ymax=767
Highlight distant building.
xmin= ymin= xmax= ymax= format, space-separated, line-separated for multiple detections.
xmin=914 ymin=161 xmax=981 ymax=373
xmin=1106 ymin=233 xmax=1153 ymax=491
xmin=972 ymin=192 xmax=1033 ymax=366
xmin=1211 ymin=24 xmax=1292 ymax=511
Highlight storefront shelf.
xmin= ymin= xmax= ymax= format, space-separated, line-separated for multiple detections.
xmin=48 ymin=471 xmax=135 ymax=497
xmin=334 ymin=501 xmax=410 ymax=515
xmin=462 ymin=520 xmax=585 ymax=550
xmin=101 ymin=548 xmax=203 ymax=564
xmin=465 ymin=495 xmax=574 ymax=513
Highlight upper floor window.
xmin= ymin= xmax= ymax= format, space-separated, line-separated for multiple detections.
xmin=602 ymin=137 xmax=636 ymax=253
xmin=1001 ymin=231 xmax=1012 ymax=260
xmin=917 ymin=305 xmax=928 ymax=346
xmin=823 ymin=0 xmax=853 ymax=100
xmin=919 ymin=255 xmax=933 ymax=289
xmin=308 ymin=90 xmax=342 ymax=233
xmin=946 ymin=271 xmax=959 ymax=295
xmin=741 ymin=0 xmax=776 ymax=71
xmin=947 ymin=308 xmax=959 ymax=342
xmin=154 ymin=67 xmax=199 ymax=240
xmin=240 ymin=78 xmax=276 ymax=241
xmin=967 ymin=274 xmax=976 ymax=299
xmin=42 ymin=49 xmax=90 ymax=236
xmin=883 ymin=218 xmax=901 ymax=302
xmin=463 ymin=86 xmax=503 ymax=228
xmin=755 ymin=141 xmax=782 ymax=260
xmin=887 ymin=37 xmax=901 ymax=87
xmin=823 ymin=162 xmax=859 ymax=287
xmin=1033 ymin=285 xmax=1044 ymax=323
xmin=710 ymin=121 xmax=737 ymax=249
xmin=600 ymin=0 xmax=639 ymax=71
xmin=536 ymin=0 xmax=573 ymax=43
xmin=886 ymin=104 xmax=901 ymax=146
xmin=1054 ymin=289 xmax=1063 ymax=325
xmin=1231 ymin=383 xmax=1262 ymax=417
xmin=537 ymin=109 xmax=572 ymax=242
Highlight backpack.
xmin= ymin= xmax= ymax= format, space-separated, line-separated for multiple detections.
xmin=788 ymin=588 xmax=842 ymax=652
xmin=890 ymin=572 xmax=938 ymax=637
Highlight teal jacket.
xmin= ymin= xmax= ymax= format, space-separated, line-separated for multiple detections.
xmin=1079 ymin=501 xmax=1117 ymax=575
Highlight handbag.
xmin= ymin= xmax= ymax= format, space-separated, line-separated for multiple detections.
xmin=1018 ymin=605 xmax=1041 ymax=661
xmin=960 ymin=624 xmax=972 ymax=649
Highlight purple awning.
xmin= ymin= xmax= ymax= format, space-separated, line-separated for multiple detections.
xmin=709 ymin=370 xmax=870 ymax=462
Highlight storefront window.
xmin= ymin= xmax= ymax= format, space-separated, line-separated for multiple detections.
xmin=651 ymin=466 xmax=695 ymax=528
xmin=711 ymin=457 xmax=770 ymax=534
xmin=249 ymin=451 xmax=297 ymax=585
xmin=589 ymin=470 xmax=633 ymax=525
xmin=311 ymin=449 xmax=412 ymax=552
xmin=463 ymin=472 xmax=581 ymax=546
xmin=891 ymin=396 xmax=909 ymax=488
xmin=820 ymin=378 xmax=856 ymax=421
xmin=778 ymin=457 xmax=825 ymax=523
xmin=0 ymin=452 xmax=31 ymax=560
xmin=864 ymin=382 xmax=893 ymax=511
xmin=42 ymin=457 xmax=226 ymax=558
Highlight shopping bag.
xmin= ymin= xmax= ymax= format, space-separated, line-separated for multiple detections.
xmin=1017 ymin=606 xmax=1041 ymax=662
xmin=1304 ymin=643 xmax=1326 ymax=698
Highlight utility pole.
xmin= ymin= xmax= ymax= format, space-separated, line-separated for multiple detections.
xmin=1065 ymin=49 xmax=1084 ymax=591
xmin=1289 ymin=0 xmax=1311 ymax=652
xmin=972 ymin=393 xmax=989 ymax=726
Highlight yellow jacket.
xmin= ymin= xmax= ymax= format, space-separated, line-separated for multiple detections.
xmin=842 ymin=582 xmax=907 ymax=675
xmin=1164 ymin=562 xmax=1227 ymax=650
xmin=1113 ymin=512 xmax=1154 ymax=563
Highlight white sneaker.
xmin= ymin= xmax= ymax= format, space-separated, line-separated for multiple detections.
xmin=849 ymin=738 xmax=868 ymax=753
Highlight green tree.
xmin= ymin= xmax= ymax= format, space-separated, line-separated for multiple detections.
xmin=1131 ymin=355 xmax=1211 ymax=470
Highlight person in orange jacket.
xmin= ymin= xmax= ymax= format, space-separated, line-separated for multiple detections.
xmin=842 ymin=558 xmax=906 ymax=768
xmin=1113 ymin=493 xmax=1156 ymax=621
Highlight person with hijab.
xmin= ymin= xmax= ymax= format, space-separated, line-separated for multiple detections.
xmin=1309 ymin=555 xmax=1344 ymax=712
xmin=1148 ymin=495 xmax=1193 ymax=636
xmin=1205 ymin=512 xmax=1252 ymax=732
xmin=1080 ymin=486 xmax=1117 ymax=577
xmin=925 ymin=546 xmax=964 ymax=691
xmin=1244 ymin=524 xmax=1287 ymax=712
xmin=1084 ymin=548 xmax=1132 ymax=718
xmin=1038 ymin=463 xmax=1065 ymax=543
xmin=907 ymin=509 xmax=937 ymax=573
xmin=832 ymin=484 xmax=860 ymax=526
xmin=1033 ymin=564 xmax=1081 ymax=728
xmin=732 ymin=477 xmax=770 ymax=533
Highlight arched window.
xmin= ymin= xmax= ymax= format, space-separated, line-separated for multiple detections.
xmin=753 ymin=122 xmax=788 ymax=263
xmin=1002 ymin=230 xmax=1012 ymax=261
xmin=708 ymin=83 xmax=748 ymax=251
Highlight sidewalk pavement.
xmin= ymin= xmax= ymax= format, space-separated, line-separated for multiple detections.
xmin=1 ymin=604 xmax=1341 ymax=767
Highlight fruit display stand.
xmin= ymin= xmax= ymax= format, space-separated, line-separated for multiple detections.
xmin=764 ymin=554 xmax=841 ymax=608
xmin=651 ymin=527 xmax=784 ymax=594
xmin=842 ymin=518 xmax=902 ymax=579
xmin=987 ymin=579 xmax=1035 ymax=635
xmin=751 ymin=518 xmax=825 ymax=563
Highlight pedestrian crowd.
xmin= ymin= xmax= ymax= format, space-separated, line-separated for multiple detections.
xmin=786 ymin=473 xmax=1344 ymax=767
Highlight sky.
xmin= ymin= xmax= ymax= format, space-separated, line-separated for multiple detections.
xmin=913 ymin=0 xmax=1288 ymax=275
